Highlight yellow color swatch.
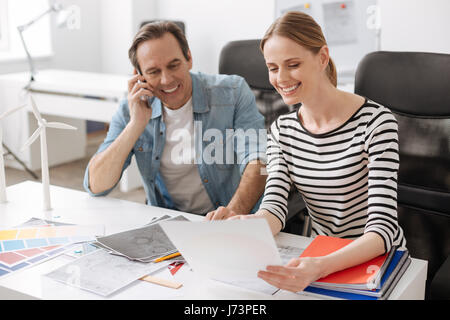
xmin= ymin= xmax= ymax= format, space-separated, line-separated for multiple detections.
xmin=0 ymin=230 xmax=18 ymax=240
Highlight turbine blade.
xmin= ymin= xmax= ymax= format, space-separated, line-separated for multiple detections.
xmin=21 ymin=126 xmax=43 ymax=151
xmin=0 ymin=104 xmax=26 ymax=120
xmin=29 ymin=95 xmax=44 ymax=122
xmin=46 ymin=122 xmax=77 ymax=130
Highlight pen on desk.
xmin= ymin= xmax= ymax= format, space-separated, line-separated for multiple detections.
xmin=153 ymin=252 xmax=181 ymax=263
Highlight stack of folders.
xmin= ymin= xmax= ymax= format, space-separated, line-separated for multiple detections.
xmin=300 ymin=235 xmax=411 ymax=300
xmin=93 ymin=215 xmax=187 ymax=263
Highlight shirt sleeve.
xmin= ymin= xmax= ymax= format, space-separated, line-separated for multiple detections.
xmin=232 ymin=77 xmax=267 ymax=175
xmin=364 ymin=110 xmax=400 ymax=253
xmin=83 ymin=100 xmax=134 ymax=196
xmin=258 ymin=119 xmax=293 ymax=229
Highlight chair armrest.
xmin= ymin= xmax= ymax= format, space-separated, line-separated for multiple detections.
xmin=430 ymin=254 xmax=450 ymax=299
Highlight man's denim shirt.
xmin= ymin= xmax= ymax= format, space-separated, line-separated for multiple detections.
xmin=83 ymin=72 xmax=266 ymax=214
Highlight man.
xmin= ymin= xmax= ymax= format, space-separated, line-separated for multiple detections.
xmin=83 ymin=21 xmax=266 ymax=219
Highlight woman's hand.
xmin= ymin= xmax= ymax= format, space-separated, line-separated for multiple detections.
xmin=258 ymin=257 xmax=327 ymax=292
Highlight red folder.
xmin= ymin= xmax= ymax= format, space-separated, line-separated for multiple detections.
xmin=300 ymin=235 xmax=390 ymax=289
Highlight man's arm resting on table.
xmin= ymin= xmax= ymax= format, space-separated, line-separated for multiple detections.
xmin=88 ymin=121 xmax=145 ymax=194
xmin=227 ymin=160 xmax=267 ymax=213
xmin=205 ymin=160 xmax=267 ymax=220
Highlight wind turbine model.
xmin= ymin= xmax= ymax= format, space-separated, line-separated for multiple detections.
xmin=0 ymin=104 xmax=27 ymax=203
xmin=21 ymin=95 xmax=77 ymax=210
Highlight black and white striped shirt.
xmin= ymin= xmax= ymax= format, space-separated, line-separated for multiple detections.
xmin=260 ymin=99 xmax=406 ymax=253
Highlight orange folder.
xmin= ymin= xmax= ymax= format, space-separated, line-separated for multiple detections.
xmin=300 ymin=235 xmax=389 ymax=289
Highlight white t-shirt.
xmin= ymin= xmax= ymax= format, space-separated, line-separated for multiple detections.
xmin=159 ymin=98 xmax=215 ymax=214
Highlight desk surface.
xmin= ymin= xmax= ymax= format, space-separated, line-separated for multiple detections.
xmin=0 ymin=181 xmax=428 ymax=300
xmin=0 ymin=69 xmax=128 ymax=100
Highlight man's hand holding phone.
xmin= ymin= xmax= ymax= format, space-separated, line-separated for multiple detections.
xmin=127 ymin=69 xmax=154 ymax=130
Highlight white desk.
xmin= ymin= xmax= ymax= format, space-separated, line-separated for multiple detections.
xmin=0 ymin=181 xmax=428 ymax=300
xmin=0 ymin=69 xmax=142 ymax=192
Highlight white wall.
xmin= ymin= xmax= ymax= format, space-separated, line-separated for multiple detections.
xmin=2 ymin=0 xmax=449 ymax=77
xmin=52 ymin=0 xmax=102 ymax=72
xmin=0 ymin=0 xmax=102 ymax=75
xmin=156 ymin=0 xmax=275 ymax=75
xmin=0 ymin=0 xmax=158 ymax=76
xmin=132 ymin=0 xmax=160 ymax=35
xmin=99 ymin=0 xmax=133 ymax=75
xmin=379 ymin=0 xmax=450 ymax=54
xmin=99 ymin=0 xmax=159 ymax=75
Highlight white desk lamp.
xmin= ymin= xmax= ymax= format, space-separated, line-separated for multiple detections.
xmin=17 ymin=2 xmax=79 ymax=88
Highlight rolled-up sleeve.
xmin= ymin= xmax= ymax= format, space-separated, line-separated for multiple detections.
xmin=364 ymin=113 xmax=400 ymax=253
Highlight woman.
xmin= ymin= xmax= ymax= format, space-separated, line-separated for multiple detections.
xmin=230 ymin=11 xmax=406 ymax=293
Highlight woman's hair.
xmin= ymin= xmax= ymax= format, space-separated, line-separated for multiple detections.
xmin=128 ymin=21 xmax=190 ymax=74
xmin=260 ymin=11 xmax=337 ymax=87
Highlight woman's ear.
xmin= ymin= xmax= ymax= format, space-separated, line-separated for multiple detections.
xmin=318 ymin=45 xmax=330 ymax=71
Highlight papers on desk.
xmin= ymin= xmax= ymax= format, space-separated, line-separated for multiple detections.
xmin=95 ymin=215 xmax=187 ymax=263
xmin=43 ymin=215 xmax=188 ymax=297
xmin=44 ymin=248 xmax=172 ymax=296
xmin=160 ymin=219 xmax=282 ymax=284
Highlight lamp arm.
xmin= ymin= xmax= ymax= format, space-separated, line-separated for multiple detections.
xmin=16 ymin=5 xmax=59 ymax=87
xmin=17 ymin=28 xmax=35 ymax=84
xmin=17 ymin=7 xmax=55 ymax=32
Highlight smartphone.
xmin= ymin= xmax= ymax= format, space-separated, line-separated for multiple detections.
xmin=137 ymin=69 xmax=155 ymax=107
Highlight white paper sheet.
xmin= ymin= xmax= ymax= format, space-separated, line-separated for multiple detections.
xmin=160 ymin=219 xmax=282 ymax=282
xmin=44 ymin=249 xmax=170 ymax=296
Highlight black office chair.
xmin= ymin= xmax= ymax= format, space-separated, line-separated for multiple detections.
xmin=354 ymin=51 xmax=450 ymax=300
xmin=219 ymin=39 xmax=294 ymax=128
xmin=219 ymin=39 xmax=309 ymax=236
xmin=140 ymin=20 xmax=185 ymax=34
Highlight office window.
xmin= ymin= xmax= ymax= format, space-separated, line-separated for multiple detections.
xmin=0 ymin=0 xmax=9 ymax=51
xmin=0 ymin=0 xmax=53 ymax=61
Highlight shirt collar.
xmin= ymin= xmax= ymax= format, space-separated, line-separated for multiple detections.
xmin=150 ymin=98 xmax=162 ymax=119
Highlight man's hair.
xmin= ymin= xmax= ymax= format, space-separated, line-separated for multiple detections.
xmin=128 ymin=21 xmax=190 ymax=73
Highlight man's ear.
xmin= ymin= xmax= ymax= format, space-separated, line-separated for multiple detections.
xmin=187 ymin=49 xmax=193 ymax=69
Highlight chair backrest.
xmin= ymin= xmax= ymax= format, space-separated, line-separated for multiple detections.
xmin=219 ymin=39 xmax=272 ymax=91
xmin=354 ymin=51 xmax=450 ymax=295
xmin=219 ymin=39 xmax=294 ymax=127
